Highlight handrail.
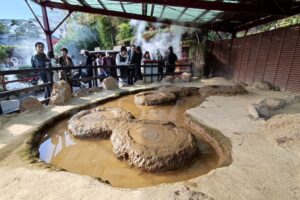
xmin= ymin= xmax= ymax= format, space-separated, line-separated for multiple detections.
xmin=0 ymin=63 xmax=193 ymax=114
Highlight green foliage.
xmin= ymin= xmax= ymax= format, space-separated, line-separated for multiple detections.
xmin=0 ymin=45 xmax=13 ymax=62
xmin=116 ymin=23 xmax=134 ymax=43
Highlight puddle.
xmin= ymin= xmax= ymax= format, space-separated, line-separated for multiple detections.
xmin=39 ymin=94 xmax=219 ymax=188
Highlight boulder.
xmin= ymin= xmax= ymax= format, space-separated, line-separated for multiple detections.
xmin=20 ymin=96 xmax=43 ymax=112
xmin=102 ymin=77 xmax=118 ymax=90
xmin=134 ymin=91 xmax=177 ymax=106
xmin=252 ymin=81 xmax=280 ymax=91
xmin=68 ymin=107 xmax=134 ymax=139
xmin=49 ymin=80 xmax=72 ymax=105
xmin=260 ymin=98 xmax=286 ymax=110
xmin=247 ymin=104 xmax=260 ymax=120
xmin=110 ymin=120 xmax=198 ymax=172
xmin=253 ymin=103 xmax=270 ymax=119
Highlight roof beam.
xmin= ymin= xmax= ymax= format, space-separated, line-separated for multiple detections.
xmin=109 ymin=0 xmax=289 ymax=16
xmin=142 ymin=3 xmax=147 ymax=16
xmin=120 ymin=2 xmax=126 ymax=13
xmin=150 ymin=4 xmax=154 ymax=17
xmin=159 ymin=6 xmax=166 ymax=18
xmin=176 ymin=7 xmax=187 ymax=21
xmin=77 ymin=0 xmax=90 ymax=7
xmin=97 ymin=0 xmax=107 ymax=10
xmin=33 ymin=0 xmax=230 ymax=32
xmin=193 ymin=10 xmax=209 ymax=23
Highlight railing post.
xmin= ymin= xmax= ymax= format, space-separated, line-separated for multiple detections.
xmin=94 ymin=66 xmax=98 ymax=87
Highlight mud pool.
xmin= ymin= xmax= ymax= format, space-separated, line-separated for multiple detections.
xmin=38 ymin=94 xmax=219 ymax=188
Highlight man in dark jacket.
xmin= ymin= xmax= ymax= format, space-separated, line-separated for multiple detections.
xmin=31 ymin=42 xmax=52 ymax=98
xmin=84 ymin=50 xmax=94 ymax=88
xmin=164 ymin=46 xmax=178 ymax=74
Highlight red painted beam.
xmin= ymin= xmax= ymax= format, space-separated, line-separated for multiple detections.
xmin=32 ymin=0 xmax=232 ymax=32
xmin=110 ymin=0 xmax=288 ymax=16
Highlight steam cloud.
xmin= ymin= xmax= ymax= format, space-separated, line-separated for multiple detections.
xmin=130 ymin=20 xmax=195 ymax=59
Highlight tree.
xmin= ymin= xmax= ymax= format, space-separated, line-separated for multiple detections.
xmin=116 ymin=23 xmax=134 ymax=42
xmin=0 ymin=45 xmax=12 ymax=62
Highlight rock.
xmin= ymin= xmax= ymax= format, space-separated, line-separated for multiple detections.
xmin=253 ymin=103 xmax=270 ymax=119
xmin=247 ymin=104 xmax=260 ymax=120
xmin=199 ymin=84 xmax=247 ymax=97
xmin=102 ymin=77 xmax=118 ymax=90
xmin=260 ymin=98 xmax=286 ymax=110
xmin=252 ymin=81 xmax=280 ymax=91
xmin=158 ymin=85 xmax=193 ymax=97
xmin=19 ymin=96 xmax=43 ymax=112
xmin=181 ymin=72 xmax=192 ymax=82
xmin=89 ymin=87 xmax=102 ymax=93
xmin=49 ymin=80 xmax=72 ymax=105
xmin=169 ymin=186 xmax=215 ymax=200
xmin=134 ymin=91 xmax=177 ymax=106
xmin=68 ymin=107 xmax=134 ymax=139
xmin=73 ymin=88 xmax=90 ymax=97
xmin=284 ymin=95 xmax=300 ymax=105
xmin=110 ymin=120 xmax=198 ymax=172
xmin=162 ymin=75 xmax=174 ymax=83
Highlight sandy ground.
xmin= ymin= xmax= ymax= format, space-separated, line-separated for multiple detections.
xmin=0 ymin=77 xmax=300 ymax=200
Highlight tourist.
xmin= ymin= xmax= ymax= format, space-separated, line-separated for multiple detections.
xmin=96 ymin=54 xmax=107 ymax=77
xmin=127 ymin=44 xmax=136 ymax=63
xmin=84 ymin=50 xmax=94 ymax=88
xmin=31 ymin=42 xmax=52 ymax=98
xmin=115 ymin=46 xmax=129 ymax=84
xmin=47 ymin=50 xmax=59 ymax=83
xmin=155 ymin=50 xmax=164 ymax=81
xmin=164 ymin=46 xmax=178 ymax=74
xmin=142 ymin=51 xmax=151 ymax=65
xmin=58 ymin=48 xmax=74 ymax=86
xmin=130 ymin=46 xmax=143 ymax=82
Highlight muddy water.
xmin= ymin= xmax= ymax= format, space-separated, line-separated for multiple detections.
xmin=39 ymin=95 xmax=218 ymax=188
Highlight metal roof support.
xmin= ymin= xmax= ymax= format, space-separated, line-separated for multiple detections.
xmin=110 ymin=0 xmax=289 ymax=16
xmin=97 ymin=0 xmax=107 ymax=9
xmin=51 ymin=11 xmax=73 ymax=34
xmin=142 ymin=3 xmax=147 ymax=16
xmin=41 ymin=5 xmax=53 ymax=52
xmin=25 ymin=0 xmax=45 ymax=32
xmin=150 ymin=4 xmax=154 ymax=17
xmin=34 ymin=1 xmax=230 ymax=32
xmin=120 ymin=2 xmax=126 ymax=13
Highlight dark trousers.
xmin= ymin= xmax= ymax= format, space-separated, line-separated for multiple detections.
xmin=87 ymin=69 xmax=93 ymax=88
xmin=39 ymin=71 xmax=52 ymax=99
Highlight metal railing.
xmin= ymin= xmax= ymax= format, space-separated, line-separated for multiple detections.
xmin=0 ymin=63 xmax=192 ymax=114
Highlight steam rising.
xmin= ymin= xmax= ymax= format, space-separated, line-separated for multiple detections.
xmin=130 ymin=20 xmax=195 ymax=59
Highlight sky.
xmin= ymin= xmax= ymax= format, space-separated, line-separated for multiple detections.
xmin=0 ymin=0 xmax=41 ymax=20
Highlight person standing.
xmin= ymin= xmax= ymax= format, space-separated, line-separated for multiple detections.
xmin=84 ymin=50 xmax=93 ymax=88
xmin=58 ymin=48 xmax=74 ymax=85
xmin=31 ymin=42 xmax=52 ymax=98
xmin=130 ymin=46 xmax=143 ymax=82
xmin=164 ymin=46 xmax=178 ymax=75
xmin=115 ymin=46 xmax=129 ymax=84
